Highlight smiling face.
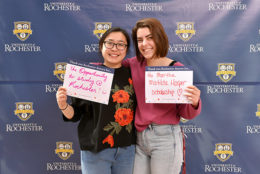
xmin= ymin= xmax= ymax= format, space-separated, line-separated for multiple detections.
xmin=101 ymin=32 xmax=127 ymax=68
xmin=136 ymin=27 xmax=156 ymax=60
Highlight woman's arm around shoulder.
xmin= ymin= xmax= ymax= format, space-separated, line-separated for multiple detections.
xmin=122 ymin=57 xmax=137 ymax=67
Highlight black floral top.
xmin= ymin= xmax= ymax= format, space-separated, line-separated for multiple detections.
xmin=63 ymin=66 xmax=136 ymax=152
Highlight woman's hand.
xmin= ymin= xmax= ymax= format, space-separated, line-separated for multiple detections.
xmin=56 ymin=86 xmax=68 ymax=110
xmin=184 ymin=85 xmax=201 ymax=108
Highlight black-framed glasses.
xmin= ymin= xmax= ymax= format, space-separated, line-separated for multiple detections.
xmin=104 ymin=41 xmax=127 ymax=50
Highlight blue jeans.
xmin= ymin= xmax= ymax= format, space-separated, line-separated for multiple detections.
xmin=81 ymin=145 xmax=135 ymax=174
xmin=133 ymin=124 xmax=183 ymax=174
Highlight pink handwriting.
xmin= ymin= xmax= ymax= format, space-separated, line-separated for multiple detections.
xmin=79 ymin=68 xmax=107 ymax=82
xmin=70 ymin=65 xmax=77 ymax=72
xmin=77 ymin=76 xmax=94 ymax=86
xmin=69 ymin=81 xmax=96 ymax=93
xmin=96 ymin=80 xmax=102 ymax=86
xmin=69 ymin=73 xmax=75 ymax=79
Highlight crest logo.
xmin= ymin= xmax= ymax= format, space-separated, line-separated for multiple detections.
xmin=55 ymin=142 xmax=74 ymax=160
xmin=13 ymin=21 xmax=32 ymax=41
xmin=216 ymin=63 xmax=236 ymax=83
xmin=93 ymin=22 xmax=112 ymax=39
xmin=214 ymin=143 xmax=233 ymax=162
xmin=53 ymin=62 xmax=67 ymax=81
xmin=14 ymin=102 xmax=35 ymax=121
xmin=175 ymin=22 xmax=196 ymax=42
xmin=256 ymin=104 xmax=260 ymax=118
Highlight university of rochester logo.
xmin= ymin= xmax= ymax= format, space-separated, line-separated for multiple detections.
xmin=216 ymin=63 xmax=236 ymax=83
xmin=93 ymin=22 xmax=112 ymax=39
xmin=208 ymin=1 xmax=247 ymax=11
xmin=256 ymin=104 xmax=260 ymax=118
xmin=14 ymin=102 xmax=35 ymax=121
xmin=205 ymin=143 xmax=241 ymax=172
xmin=214 ymin=143 xmax=233 ymax=162
xmin=175 ymin=22 xmax=196 ymax=42
xmin=55 ymin=142 xmax=74 ymax=160
xmin=125 ymin=3 xmax=163 ymax=12
xmin=53 ymin=62 xmax=67 ymax=81
xmin=13 ymin=21 xmax=32 ymax=41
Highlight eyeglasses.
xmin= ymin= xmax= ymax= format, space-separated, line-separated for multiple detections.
xmin=103 ymin=41 xmax=127 ymax=51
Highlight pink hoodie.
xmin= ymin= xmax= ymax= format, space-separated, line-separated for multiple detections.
xmin=123 ymin=57 xmax=201 ymax=132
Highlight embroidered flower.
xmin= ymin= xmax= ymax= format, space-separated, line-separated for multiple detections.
xmin=102 ymin=135 xmax=114 ymax=147
xmin=128 ymin=78 xmax=133 ymax=85
xmin=112 ymin=90 xmax=130 ymax=103
xmin=103 ymin=82 xmax=134 ymax=147
xmin=114 ymin=108 xmax=133 ymax=126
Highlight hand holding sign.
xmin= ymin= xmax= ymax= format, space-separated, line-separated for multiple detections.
xmin=145 ymin=66 xmax=193 ymax=103
xmin=63 ymin=61 xmax=114 ymax=105
xmin=183 ymin=85 xmax=201 ymax=108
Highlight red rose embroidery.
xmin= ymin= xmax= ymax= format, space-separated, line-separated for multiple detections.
xmin=128 ymin=78 xmax=133 ymax=85
xmin=114 ymin=108 xmax=133 ymax=126
xmin=102 ymin=135 xmax=114 ymax=147
xmin=112 ymin=90 xmax=130 ymax=103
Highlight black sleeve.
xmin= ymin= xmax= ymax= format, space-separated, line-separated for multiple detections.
xmin=63 ymin=97 xmax=90 ymax=122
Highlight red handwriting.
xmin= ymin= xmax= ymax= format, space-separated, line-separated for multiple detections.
xmin=148 ymin=79 xmax=186 ymax=87
xmin=171 ymin=79 xmax=186 ymax=87
xmin=152 ymin=89 xmax=174 ymax=96
xmin=177 ymin=88 xmax=183 ymax=96
xmin=147 ymin=73 xmax=153 ymax=78
xmin=149 ymin=80 xmax=168 ymax=86
xmin=156 ymin=72 xmax=176 ymax=78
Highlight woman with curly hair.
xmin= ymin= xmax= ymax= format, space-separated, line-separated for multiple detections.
xmin=56 ymin=27 xmax=136 ymax=174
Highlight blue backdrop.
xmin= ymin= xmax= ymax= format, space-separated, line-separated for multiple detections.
xmin=1 ymin=0 xmax=260 ymax=173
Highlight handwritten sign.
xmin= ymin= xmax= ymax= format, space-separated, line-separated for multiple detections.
xmin=63 ymin=61 xmax=114 ymax=105
xmin=145 ymin=66 xmax=193 ymax=103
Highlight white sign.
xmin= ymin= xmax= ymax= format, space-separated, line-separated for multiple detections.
xmin=145 ymin=66 xmax=193 ymax=103
xmin=63 ymin=61 xmax=114 ymax=105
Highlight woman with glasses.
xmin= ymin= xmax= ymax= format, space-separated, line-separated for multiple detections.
xmin=123 ymin=18 xmax=202 ymax=174
xmin=56 ymin=27 xmax=136 ymax=174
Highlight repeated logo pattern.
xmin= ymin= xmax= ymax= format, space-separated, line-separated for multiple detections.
xmin=13 ymin=21 xmax=32 ymax=41
xmin=93 ymin=22 xmax=112 ymax=39
xmin=214 ymin=143 xmax=233 ymax=162
xmin=175 ymin=22 xmax=196 ymax=42
xmin=14 ymin=102 xmax=35 ymax=121
xmin=216 ymin=63 xmax=236 ymax=83
xmin=53 ymin=62 xmax=67 ymax=82
xmin=55 ymin=142 xmax=74 ymax=160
